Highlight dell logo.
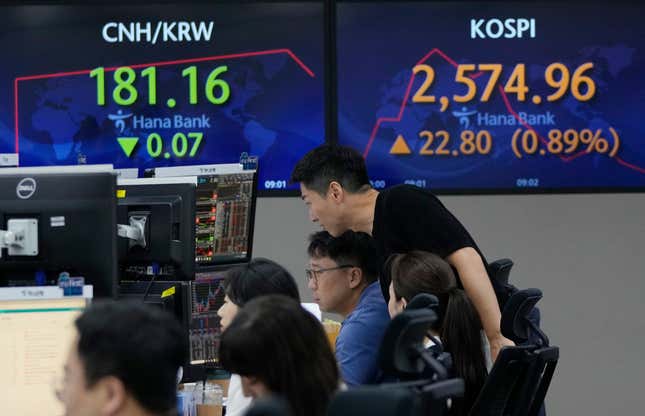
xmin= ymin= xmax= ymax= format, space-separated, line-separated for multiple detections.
xmin=16 ymin=177 xmax=37 ymax=199
xmin=470 ymin=18 xmax=536 ymax=39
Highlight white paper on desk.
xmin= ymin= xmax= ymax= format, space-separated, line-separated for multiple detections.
xmin=301 ymin=302 xmax=322 ymax=321
xmin=0 ymin=286 xmax=63 ymax=300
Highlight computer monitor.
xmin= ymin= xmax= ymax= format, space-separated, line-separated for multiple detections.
xmin=118 ymin=278 xmax=221 ymax=382
xmin=189 ymin=271 xmax=227 ymax=367
xmin=116 ymin=177 xmax=197 ymax=280
xmin=152 ymin=164 xmax=258 ymax=270
xmin=0 ymin=166 xmax=118 ymax=297
xmin=1 ymin=2 xmax=326 ymax=195
xmin=0 ymin=288 xmax=91 ymax=416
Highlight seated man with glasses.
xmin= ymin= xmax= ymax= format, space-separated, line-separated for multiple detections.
xmin=307 ymin=230 xmax=390 ymax=386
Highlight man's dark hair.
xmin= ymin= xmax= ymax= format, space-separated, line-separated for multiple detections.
xmin=223 ymin=257 xmax=301 ymax=307
xmin=307 ymin=230 xmax=379 ymax=284
xmin=219 ymin=295 xmax=339 ymax=416
xmin=290 ymin=145 xmax=371 ymax=195
xmin=75 ymin=301 xmax=187 ymax=414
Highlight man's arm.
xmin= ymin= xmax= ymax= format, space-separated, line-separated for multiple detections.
xmin=446 ymin=246 xmax=514 ymax=362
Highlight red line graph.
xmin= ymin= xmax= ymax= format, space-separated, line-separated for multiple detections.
xmin=13 ymin=48 xmax=315 ymax=155
xmin=362 ymin=48 xmax=645 ymax=175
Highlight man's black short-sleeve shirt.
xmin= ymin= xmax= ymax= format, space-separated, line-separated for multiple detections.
xmin=372 ymin=185 xmax=489 ymax=297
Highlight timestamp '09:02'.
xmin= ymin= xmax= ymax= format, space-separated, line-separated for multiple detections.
xmin=89 ymin=65 xmax=230 ymax=106
xmin=516 ymin=178 xmax=539 ymax=188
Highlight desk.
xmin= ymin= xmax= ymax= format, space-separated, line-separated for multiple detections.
xmin=209 ymin=378 xmax=230 ymax=397
xmin=179 ymin=377 xmax=230 ymax=416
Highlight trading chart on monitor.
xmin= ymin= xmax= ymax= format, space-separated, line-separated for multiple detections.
xmin=195 ymin=172 xmax=255 ymax=266
xmin=189 ymin=273 xmax=226 ymax=364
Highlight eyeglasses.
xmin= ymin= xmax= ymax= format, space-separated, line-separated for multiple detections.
xmin=305 ymin=265 xmax=355 ymax=284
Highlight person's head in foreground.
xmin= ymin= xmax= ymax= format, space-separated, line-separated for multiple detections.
xmin=219 ymin=295 xmax=339 ymax=416
xmin=58 ymin=300 xmax=187 ymax=416
xmin=386 ymin=251 xmax=488 ymax=415
xmin=217 ymin=257 xmax=301 ymax=331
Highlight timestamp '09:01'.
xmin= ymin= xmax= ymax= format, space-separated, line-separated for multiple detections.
xmin=264 ymin=180 xmax=288 ymax=189
xmin=89 ymin=65 xmax=230 ymax=106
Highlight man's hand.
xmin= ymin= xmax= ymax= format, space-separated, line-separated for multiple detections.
xmin=448 ymin=248 xmax=513 ymax=363
xmin=489 ymin=334 xmax=515 ymax=362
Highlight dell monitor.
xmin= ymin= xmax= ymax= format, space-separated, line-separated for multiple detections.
xmin=0 ymin=166 xmax=118 ymax=298
xmin=116 ymin=177 xmax=197 ymax=281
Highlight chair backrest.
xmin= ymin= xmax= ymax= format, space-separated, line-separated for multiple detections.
xmin=376 ymin=303 xmax=463 ymax=416
xmin=488 ymin=258 xmax=518 ymax=309
xmin=403 ymin=293 xmax=453 ymax=374
xmin=406 ymin=293 xmax=440 ymax=312
xmin=470 ymin=289 xmax=559 ymax=416
xmin=245 ymin=396 xmax=291 ymax=416
xmin=499 ymin=345 xmax=560 ymax=416
xmin=327 ymin=386 xmax=422 ymax=416
xmin=421 ymin=378 xmax=465 ymax=416
xmin=501 ymin=288 xmax=548 ymax=346
xmin=378 ymin=307 xmax=439 ymax=379
xmin=522 ymin=346 xmax=560 ymax=416
xmin=468 ymin=345 xmax=535 ymax=416
xmin=488 ymin=258 xmax=514 ymax=285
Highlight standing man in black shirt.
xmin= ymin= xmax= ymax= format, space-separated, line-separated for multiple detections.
xmin=291 ymin=144 xmax=514 ymax=361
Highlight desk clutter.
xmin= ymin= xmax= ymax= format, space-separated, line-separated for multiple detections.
xmin=178 ymin=380 xmax=226 ymax=416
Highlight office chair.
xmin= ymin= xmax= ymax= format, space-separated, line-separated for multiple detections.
xmin=488 ymin=258 xmax=514 ymax=285
xmin=244 ymin=396 xmax=291 ymax=416
xmin=406 ymin=292 xmax=440 ymax=313
xmin=469 ymin=288 xmax=559 ymax=416
xmin=403 ymin=293 xmax=453 ymax=376
xmin=501 ymin=288 xmax=558 ymax=416
xmin=525 ymin=346 xmax=559 ymax=416
xmin=327 ymin=386 xmax=422 ymax=416
xmin=468 ymin=344 xmax=536 ymax=416
xmin=488 ymin=258 xmax=517 ymax=309
xmin=375 ymin=304 xmax=464 ymax=416
xmin=378 ymin=304 xmax=446 ymax=380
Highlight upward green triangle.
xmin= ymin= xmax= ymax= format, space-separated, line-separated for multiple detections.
xmin=117 ymin=137 xmax=139 ymax=157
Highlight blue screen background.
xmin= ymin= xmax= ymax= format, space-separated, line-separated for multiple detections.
xmin=0 ymin=3 xmax=325 ymax=192
xmin=337 ymin=2 xmax=645 ymax=191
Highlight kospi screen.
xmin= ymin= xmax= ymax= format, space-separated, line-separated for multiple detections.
xmin=337 ymin=2 xmax=645 ymax=192
xmin=0 ymin=2 xmax=324 ymax=192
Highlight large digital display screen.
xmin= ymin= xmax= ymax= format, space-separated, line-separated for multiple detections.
xmin=337 ymin=2 xmax=645 ymax=192
xmin=0 ymin=2 xmax=324 ymax=192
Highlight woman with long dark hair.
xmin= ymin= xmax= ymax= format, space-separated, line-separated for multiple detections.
xmin=385 ymin=250 xmax=488 ymax=415
xmin=219 ymin=295 xmax=339 ymax=416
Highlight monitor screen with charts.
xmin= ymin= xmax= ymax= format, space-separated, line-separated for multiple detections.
xmin=153 ymin=164 xmax=257 ymax=270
